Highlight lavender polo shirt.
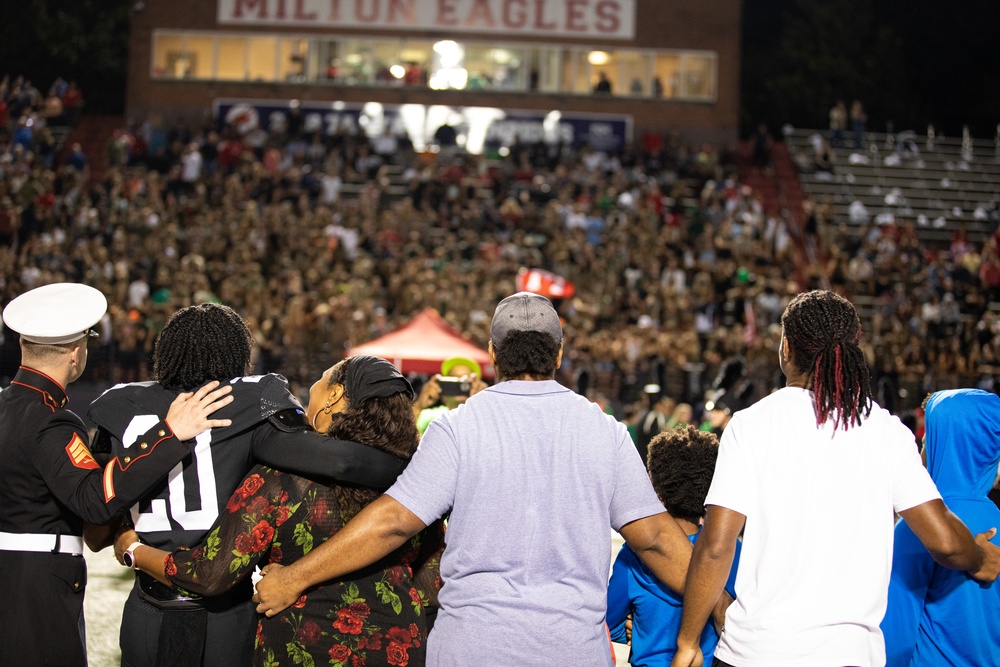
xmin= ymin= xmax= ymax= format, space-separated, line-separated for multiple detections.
xmin=387 ymin=380 xmax=665 ymax=666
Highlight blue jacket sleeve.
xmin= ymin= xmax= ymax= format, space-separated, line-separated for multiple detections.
xmin=881 ymin=520 xmax=934 ymax=667
xmin=607 ymin=543 xmax=634 ymax=643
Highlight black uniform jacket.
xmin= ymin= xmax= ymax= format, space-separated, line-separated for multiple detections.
xmin=0 ymin=366 xmax=199 ymax=667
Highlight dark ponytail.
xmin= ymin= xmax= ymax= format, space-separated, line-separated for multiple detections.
xmin=781 ymin=290 xmax=873 ymax=430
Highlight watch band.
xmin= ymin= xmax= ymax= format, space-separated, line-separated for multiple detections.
xmin=122 ymin=541 xmax=143 ymax=570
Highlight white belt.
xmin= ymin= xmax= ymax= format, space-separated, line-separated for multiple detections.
xmin=0 ymin=531 xmax=84 ymax=555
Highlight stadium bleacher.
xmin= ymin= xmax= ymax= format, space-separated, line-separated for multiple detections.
xmin=786 ymin=128 xmax=1000 ymax=244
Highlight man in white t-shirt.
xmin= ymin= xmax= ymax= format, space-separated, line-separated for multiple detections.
xmin=180 ymin=142 xmax=203 ymax=185
xmin=672 ymin=290 xmax=1000 ymax=667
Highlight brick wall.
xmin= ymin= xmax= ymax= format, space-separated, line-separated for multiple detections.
xmin=126 ymin=0 xmax=742 ymax=144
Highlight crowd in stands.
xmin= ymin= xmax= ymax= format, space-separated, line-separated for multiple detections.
xmin=0 ymin=74 xmax=83 ymax=168
xmin=1 ymin=87 xmax=999 ymax=433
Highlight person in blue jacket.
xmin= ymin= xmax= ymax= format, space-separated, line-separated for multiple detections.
xmin=881 ymin=388 xmax=1000 ymax=667
xmin=607 ymin=424 xmax=740 ymax=665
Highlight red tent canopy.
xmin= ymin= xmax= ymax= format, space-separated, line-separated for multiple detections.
xmin=347 ymin=309 xmax=494 ymax=379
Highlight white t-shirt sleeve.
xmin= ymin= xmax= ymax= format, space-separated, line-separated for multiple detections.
xmin=385 ymin=417 xmax=458 ymax=526
xmin=704 ymin=416 xmax=754 ymax=517
xmin=609 ymin=427 xmax=667 ymax=531
xmin=889 ymin=426 xmax=941 ymax=513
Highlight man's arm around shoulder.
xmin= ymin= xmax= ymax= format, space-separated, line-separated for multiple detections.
xmin=898 ymin=498 xmax=1000 ymax=582
xmin=619 ymin=511 xmax=692 ymax=597
xmin=253 ymin=494 xmax=426 ymax=616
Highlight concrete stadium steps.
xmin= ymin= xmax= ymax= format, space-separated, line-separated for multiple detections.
xmin=736 ymin=140 xmax=805 ymax=223
xmin=785 ymin=129 xmax=1000 ymax=243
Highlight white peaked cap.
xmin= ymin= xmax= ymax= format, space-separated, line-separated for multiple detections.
xmin=3 ymin=283 xmax=108 ymax=344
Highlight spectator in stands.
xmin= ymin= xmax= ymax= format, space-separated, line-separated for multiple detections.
xmin=62 ymin=81 xmax=82 ymax=124
xmin=634 ymin=384 xmax=675 ymax=466
xmin=813 ymin=136 xmax=835 ymax=175
xmin=882 ymin=389 xmax=1000 ymax=667
xmin=66 ymin=142 xmax=87 ymax=172
xmin=666 ymin=402 xmax=694 ymax=429
xmin=180 ymin=142 xmax=203 ymax=190
xmin=829 ymin=100 xmax=847 ymax=148
xmin=0 ymin=197 xmax=16 ymax=246
xmin=752 ymin=123 xmax=773 ymax=170
xmin=851 ymin=99 xmax=867 ymax=148
xmin=12 ymin=116 xmax=32 ymax=150
xmin=43 ymin=90 xmax=63 ymax=124
xmin=652 ymin=76 xmax=665 ymax=97
xmin=701 ymin=394 xmax=736 ymax=437
xmin=412 ymin=356 xmax=489 ymax=435
xmin=594 ymin=71 xmax=613 ymax=94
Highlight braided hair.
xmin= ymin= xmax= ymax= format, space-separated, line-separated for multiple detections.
xmin=781 ymin=290 xmax=873 ymax=430
xmin=152 ymin=303 xmax=253 ymax=391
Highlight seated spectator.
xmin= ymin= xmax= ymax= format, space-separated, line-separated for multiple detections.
xmin=814 ymin=137 xmax=835 ymax=174
xmin=607 ymin=425 xmax=740 ymax=665
xmin=66 ymin=142 xmax=87 ymax=172
xmin=753 ymin=123 xmax=773 ymax=169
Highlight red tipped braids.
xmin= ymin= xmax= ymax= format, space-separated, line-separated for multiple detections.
xmin=781 ymin=291 xmax=872 ymax=430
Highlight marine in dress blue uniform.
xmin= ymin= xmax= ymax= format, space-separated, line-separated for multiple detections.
xmin=0 ymin=284 xmax=221 ymax=667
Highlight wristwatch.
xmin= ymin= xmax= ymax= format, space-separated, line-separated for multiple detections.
xmin=122 ymin=541 xmax=143 ymax=570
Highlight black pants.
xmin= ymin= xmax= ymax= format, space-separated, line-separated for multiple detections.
xmin=119 ymin=586 xmax=255 ymax=667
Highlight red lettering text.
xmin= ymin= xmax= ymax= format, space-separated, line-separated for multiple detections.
xmin=502 ymin=0 xmax=527 ymax=28
xmin=595 ymin=0 xmax=620 ymax=33
xmin=328 ymin=0 xmax=341 ymax=20
xmin=294 ymin=0 xmax=317 ymax=20
xmin=437 ymin=0 xmax=458 ymax=25
xmin=467 ymin=0 xmax=496 ymax=27
xmin=387 ymin=0 xmax=415 ymax=23
xmin=275 ymin=0 xmax=288 ymax=19
xmin=566 ymin=0 xmax=587 ymax=31
xmin=356 ymin=0 xmax=379 ymax=21
xmin=233 ymin=0 xmax=268 ymax=19
xmin=533 ymin=0 xmax=555 ymax=30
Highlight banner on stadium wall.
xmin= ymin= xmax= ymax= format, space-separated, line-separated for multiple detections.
xmin=218 ymin=0 xmax=636 ymax=40
xmin=213 ymin=98 xmax=633 ymax=153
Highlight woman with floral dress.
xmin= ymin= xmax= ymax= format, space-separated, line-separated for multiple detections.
xmin=118 ymin=355 xmax=443 ymax=667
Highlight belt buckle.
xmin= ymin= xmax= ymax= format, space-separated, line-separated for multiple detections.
xmin=136 ymin=572 xmax=205 ymax=611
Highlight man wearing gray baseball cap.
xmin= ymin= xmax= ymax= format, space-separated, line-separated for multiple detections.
xmin=253 ymin=292 xmax=697 ymax=666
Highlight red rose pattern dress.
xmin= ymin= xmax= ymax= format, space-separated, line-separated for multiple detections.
xmin=165 ymin=465 xmax=443 ymax=667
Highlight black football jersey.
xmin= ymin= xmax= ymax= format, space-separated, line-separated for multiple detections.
xmin=89 ymin=374 xmax=409 ymax=551
xmin=89 ymin=374 xmax=306 ymax=550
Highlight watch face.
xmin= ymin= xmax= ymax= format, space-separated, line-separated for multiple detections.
xmin=123 ymin=551 xmax=135 ymax=568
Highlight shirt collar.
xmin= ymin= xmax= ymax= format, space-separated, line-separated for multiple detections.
xmin=484 ymin=379 xmax=569 ymax=396
xmin=12 ymin=366 xmax=68 ymax=408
